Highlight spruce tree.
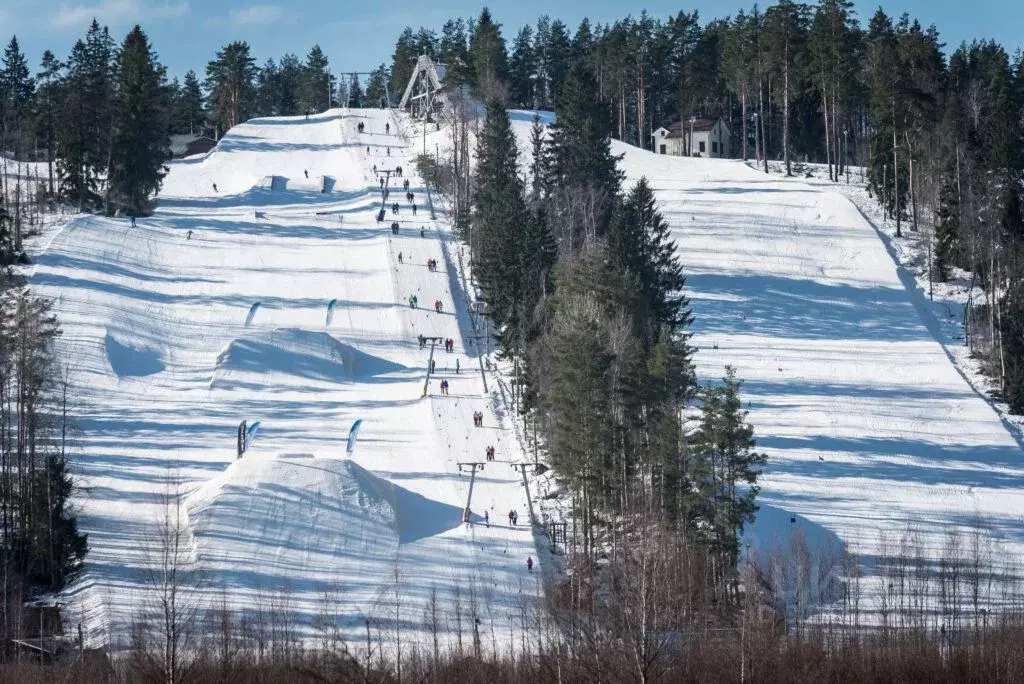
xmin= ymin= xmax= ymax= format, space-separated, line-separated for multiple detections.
xmin=508 ymin=26 xmax=536 ymax=108
xmin=473 ymin=100 xmax=528 ymax=346
xmin=36 ymin=50 xmax=62 ymax=196
xmin=174 ymin=70 xmax=204 ymax=134
xmin=298 ymin=45 xmax=330 ymax=113
xmin=469 ymin=8 xmax=509 ymax=97
xmin=347 ymin=73 xmax=363 ymax=108
xmin=546 ymin=60 xmax=623 ymax=243
xmin=364 ymin=64 xmax=390 ymax=107
xmin=109 ymin=26 xmax=169 ymax=216
xmin=205 ymin=41 xmax=257 ymax=131
xmin=688 ymin=367 xmax=766 ymax=566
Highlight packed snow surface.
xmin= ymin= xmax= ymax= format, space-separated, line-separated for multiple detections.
xmin=27 ymin=104 xmax=1024 ymax=640
xmin=25 ymin=110 xmax=541 ymax=647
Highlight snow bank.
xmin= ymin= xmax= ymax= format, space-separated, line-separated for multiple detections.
xmin=211 ymin=328 xmax=405 ymax=389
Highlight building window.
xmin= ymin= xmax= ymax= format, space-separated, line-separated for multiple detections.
xmin=660 ymin=144 xmax=666 ymax=154
xmin=699 ymin=141 xmax=706 ymax=153
xmin=712 ymin=142 xmax=718 ymax=154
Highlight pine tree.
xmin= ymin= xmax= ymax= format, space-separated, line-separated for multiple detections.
xmin=546 ymin=60 xmax=623 ymax=246
xmin=109 ymin=26 xmax=169 ymax=216
xmin=473 ymin=100 xmax=528 ymax=346
xmin=364 ymin=64 xmax=390 ymax=107
xmin=298 ymin=45 xmax=331 ymax=113
xmin=607 ymin=178 xmax=690 ymax=349
xmin=527 ymin=111 xmax=549 ymax=203
xmin=55 ymin=21 xmax=115 ymax=211
xmin=347 ymin=73 xmax=363 ymax=108
xmin=508 ymin=26 xmax=536 ymax=108
xmin=688 ymin=367 xmax=766 ymax=566
xmin=35 ymin=50 xmax=61 ymax=196
xmin=469 ymin=8 xmax=508 ymax=98
xmin=205 ymin=41 xmax=257 ymax=131
xmin=0 ymin=36 xmax=34 ymax=140
xmin=933 ymin=166 xmax=959 ymax=282
xmin=174 ymin=70 xmax=204 ymax=134
xmin=391 ymin=28 xmax=419 ymax=97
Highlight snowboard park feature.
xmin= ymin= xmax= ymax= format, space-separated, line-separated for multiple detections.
xmin=25 ymin=110 xmax=541 ymax=647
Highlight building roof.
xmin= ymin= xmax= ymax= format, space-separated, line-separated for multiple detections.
xmin=655 ymin=118 xmax=728 ymax=138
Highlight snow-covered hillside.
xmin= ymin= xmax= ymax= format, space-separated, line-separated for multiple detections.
xmin=23 ymin=110 xmax=541 ymax=647
xmin=411 ymin=110 xmax=1024 ymax=612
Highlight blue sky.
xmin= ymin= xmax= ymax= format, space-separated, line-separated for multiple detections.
xmin=0 ymin=1 xmax=1019 ymax=82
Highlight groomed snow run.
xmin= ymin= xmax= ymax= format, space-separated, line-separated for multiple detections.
xmin=403 ymin=109 xmax=1024 ymax=615
xmin=620 ymin=143 xmax=1024 ymax=608
xmin=24 ymin=110 xmax=541 ymax=648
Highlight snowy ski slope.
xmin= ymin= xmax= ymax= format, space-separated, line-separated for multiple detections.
xmin=618 ymin=146 xmax=1024 ymax=601
xmin=25 ymin=110 xmax=541 ymax=646
xmin=455 ymin=111 xmax=1024 ymax=609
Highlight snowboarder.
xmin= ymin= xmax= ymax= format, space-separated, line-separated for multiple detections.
xmin=186 ymin=230 xmax=194 ymax=240
xmin=484 ymin=511 xmax=489 ymax=526
xmin=398 ymin=252 xmax=404 ymax=264
xmin=304 ymin=169 xmax=309 ymax=178
xmin=386 ymin=122 xmax=390 ymax=135
xmin=129 ymin=214 xmax=136 ymax=228
xmin=508 ymin=510 xmax=515 ymax=526
xmin=380 ymin=177 xmax=384 ymax=188
xmin=386 ymin=147 xmax=391 ymax=157
xmin=527 ymin=556 xmax=533 ymax=572
xmin=455 ymin=358 xmax=460 ymax=373
xmin=212 ymin=182 xmax=218 ymax=192
xmin=435 ymin=300 xmax=442 ymax=313
xmin=418 ymin=334 xmax=424 ymax=348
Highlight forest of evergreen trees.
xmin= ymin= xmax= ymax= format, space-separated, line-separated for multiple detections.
xmin=394 ymin=3 xmax=1024 ymax=407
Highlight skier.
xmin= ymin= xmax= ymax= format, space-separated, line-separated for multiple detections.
xmin=435 ymin=300 xmax=442 ymax=313
xmin=421 ymin=228 xmax=425 ymax=237
xmin=508 ymin=510 xmax=515 ymax=526
xmin=412 ymin=202 xmax=417 ymax=215
xmin=373 ymin=164 xmax=377 ymax=174
xmin=456 ymin=358 xmax=460 ymax=373
xmin=186 ymin=230 xmax=194 ymax=240
xmin=386 ymin=122 xmax=390 ymax=135
xmin=512 ymin=510 xmax=518 ymax=525
xmin=398 ymin=252 xmax=403 ymax=264
xmin=417 ymin=334 xmax=424 ymax=348
xmin=380 ymin=177 xmax=385 ymax=188
xmin=212 ymin=182 xmax=218 ymax=192
xmin=412 ymin=295 xmax=418 ymax=307
xmin=527 ymin=556 xmax=533 ymax=573
xmin=304 ymin=169 xmax=309 ymax=178
xmin=430 ymin=359 xmax=436 ymax=374
xmin=484 ymin=511 xmax=489 ymax=526
xmin=386 ymin=147 xmax=391 ymax=157
xmin=129 ymin=214 xmax=136 ymax=228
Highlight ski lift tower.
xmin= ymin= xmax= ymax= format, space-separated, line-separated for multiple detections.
xmin=399 ymin=55 xmax=447 ymax=121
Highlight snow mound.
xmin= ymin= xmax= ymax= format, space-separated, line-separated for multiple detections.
xmin=186 ymin=456 xmax=401 ymax=591
xmin=210 ymin=328 xmax=405 ymax=389
xmin=104 ymin=331 xmax=164 ymax=378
